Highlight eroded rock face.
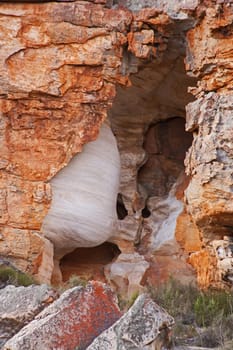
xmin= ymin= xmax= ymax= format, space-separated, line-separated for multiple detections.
xmin=109 ymin=46 xmax=196 ymax=286
xmin=42 ymin=124 xmax=120 ymax=258
xmin=0 ymin=0 xmax=173 ymax=281
xmin=184 ymin=2 xmax=233 ymax=288
xmin=3 ymin=281 xmax=121 ymax=350
xmin=0 ymin=0 xmax=127 ymax=278
xmin=185 ymin=94 xmax=233 ymax=238
xmin=1 ymin=0 xmax=233 ymax=292
xmin=60 ymin=242 xmax=120 ymax=283
xmin=87 ymin=294 xmax=174 ymax=350
xmin=105 ymin=252 xmax=149 ymax=298
xmin=0 ymin=229 xmax=54 ymax=284
xmin=138 ymin=118 xmax=193 ymax=197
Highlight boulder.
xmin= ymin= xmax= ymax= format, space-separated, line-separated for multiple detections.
xmin=3 ymin=281 xmax=121 ymax=350
xmin=87 ymin=294 xmax=174 ymax=350
xmin=0 ymin=284 xmax=57 ymax=348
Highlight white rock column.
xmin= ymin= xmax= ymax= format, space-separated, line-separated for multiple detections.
xmin=42 ymin=124 xmax=121 ymax=258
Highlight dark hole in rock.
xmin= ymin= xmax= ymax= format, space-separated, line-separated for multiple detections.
xmin=117 ymin=193 xmax=128 ymax=220
xmin=138 ymin=117 xmax=193 ymax=198
xmin=60 ymin=242 xmax=121 ymax=283
xmin=141 ymin=205 xmax=151 ymax=218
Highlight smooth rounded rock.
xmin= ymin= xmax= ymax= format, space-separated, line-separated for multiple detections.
xmin=42 ymin=124 xmax=121 ymax=257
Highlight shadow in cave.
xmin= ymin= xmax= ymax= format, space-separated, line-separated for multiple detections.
xmin=138 ymin=117 xmax=193 ymax=199
xmin=117 ymin=193 xmax=128 ymax=220
xmin=60 ymin=242 xmax=121 ymax=283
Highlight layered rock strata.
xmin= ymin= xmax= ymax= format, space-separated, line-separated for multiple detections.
xmin=184 ymin=2 xmax=233 ymax=288
xmin=0 ymin=0 xmax=172 ymax=282
xmin=0 ymin=0 xmax=233 ymax=291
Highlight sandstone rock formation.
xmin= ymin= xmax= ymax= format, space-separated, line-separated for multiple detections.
xmin=42 ymin=123 xmax=120 ymax=258
xmin=184 ymin=3 xmax=233 ymax=288
xmin=87 ymin=293 xmax=174 ymax=350
xmin=105 ymin=252 xmax=149 ymax=298
xmin=0 ymin=0 xmax=233 ymax=291
xmin=0 ymin=284 xmax=57 ymax=348
xmin=3 ymin=281 xmax=121 ymax=350
xmin=0 ymin=0 xmax=132 ymax=281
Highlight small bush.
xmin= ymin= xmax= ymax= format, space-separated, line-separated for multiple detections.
xmin=194 ymin=290 xmax=233 ymax=327
xmin=67 ymin=274 xmax=87 ymax=288
xmin=0 ymin=265 xmax=35 ymax=287
xmin=148 ymin=277 xmax=199 ymax=318
xmin=117 ymin=290 xmax=140 ymax=311
xmin=147 ymin=277 xmax=233 ymax=348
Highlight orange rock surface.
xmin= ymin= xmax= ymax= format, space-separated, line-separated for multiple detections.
xmin=3 ymin=281 xmax=122 ymax=350
xmin=185 ymin=2 xmax=233 ymax=288
xmin=0 ymin=1 xmax=169 ymax=280
xmin=188 ymin=249 xmax=218 ymax=290
xmin=175 ymin=210 xmax=202 ymax=253
xmin=0 ymin=0 xmax=233 ymax=291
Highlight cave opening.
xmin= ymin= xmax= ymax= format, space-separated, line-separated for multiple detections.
xmin=44 ymin=21 xmax=197 ymax=286
xmin=138 ymin=117 xmax=193 ymax=199
xmin=141 ymin=204 xmax=151 ymax=218
xmin=107 ymin=26 xmax=197 ymax=270
xmin=60 ymin=242 xmax=121 ymax=283
xmin=117 ymin=193 xmax=128 ymax=220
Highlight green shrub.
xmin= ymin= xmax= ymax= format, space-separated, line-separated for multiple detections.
xmin=147 ymin=277 xmax=233 ymax=348
xmin=0 ymin=265 xmax=35 ymax=287
xmin=67 ymin=274 xmax=87 ymax=288
xmin=194 ymin=290 xmax=233 ymax=327
xmin=148 ymin=277 xmax=199 ymax=319
xmin=117 ymin=290 xmax=140 ymax=311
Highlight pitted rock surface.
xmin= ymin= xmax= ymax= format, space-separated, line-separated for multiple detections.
xmin=0 ymin=284 xmax=57 ymax=348
xmin=3 ymin=281 xmax=121 ymax=350
xmin=87 ymin=294 xmax=174 ymax=350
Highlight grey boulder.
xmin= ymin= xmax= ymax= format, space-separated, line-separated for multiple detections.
xmin=0 ymin=284 xmax=57 ymax=347
xmin=87 ymin=294 xmax=174 ymax=350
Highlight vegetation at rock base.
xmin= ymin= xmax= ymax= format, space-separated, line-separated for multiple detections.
xmin=0 ymin=264 xmax=35 ymax=287
xmin=117 ymin=290 xmax=140 ymax=311
xmin=53 ymin=274 xmax=88 ymax=295
xmin=66 ymin=274 xmax=88 ymax=288
xmin=148 ymin=278 xmax=233 ymax=349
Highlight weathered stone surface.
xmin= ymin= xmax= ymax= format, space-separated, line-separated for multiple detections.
xmin=0 ymin=284 xmax=57 ymax=348
xmin=185 ymin=93 xmax=233 ymax=288
xmin=175 ymin=210 xmax=202 ymax=253
xmin=1 ymin=0 xmax=233 ymax=292
xmin=188 ymin=237 xmax=233 ymax=289
xmin=185 ymin=93 xmax=233 ymax=237
xmin=145 ymin=254 xmax=195 ymax=287
xmin=183 ymin=2 xmax=233 ymax=288
xmin=188 ymin=249 xmax=218 ymax=290
xmin=0 ymin=0 xmax=172 ymax=281
xmin=104 ymin=252 xmax=149 ymax=298
xmin=0 ymin=228 xmax=54 ymax=284
xmin=117 ymin=0 xmax=199 ymax=19
xmin=3 ymin=281 xmax=121 ymax=350
xmin=186 ymin=3 xmax=233 ymax=95
xmin=174 ymin=347 xmax=217 ymax=350
xmin=110 ymin=51 xmax=195 ymax=253
xmin=87 ymin=294 xmax=174 ymax=350
xmin=42 ymin=123 xmax=121 ymax=259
